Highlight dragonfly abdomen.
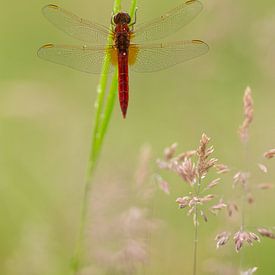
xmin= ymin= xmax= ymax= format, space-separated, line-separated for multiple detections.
xmin=114 ymin=22 xmax=131 ymax=118
xmin=118 ymin=52 xmax=129 ymax=118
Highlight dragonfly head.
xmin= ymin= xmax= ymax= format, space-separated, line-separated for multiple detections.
xmin=113 ymin=12 xmax=131 ymax=25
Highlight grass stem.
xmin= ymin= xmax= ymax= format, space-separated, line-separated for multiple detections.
xmin=193 ymin=217 xmax=198 ymax=275
xmin=70 ymin=0 xmax=138 ymax=273
xmin=193 ymin=177 xmax=202 ymax=275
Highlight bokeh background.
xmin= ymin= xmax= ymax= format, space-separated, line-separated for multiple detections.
xmin=1 ymin=0 xmax=275 ymax=274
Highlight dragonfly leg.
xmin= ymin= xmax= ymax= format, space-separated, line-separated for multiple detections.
xmin=129 ymin=8 xmax=138 ymax=27
xmin=111 ymin=11 xmax=116 ymax=26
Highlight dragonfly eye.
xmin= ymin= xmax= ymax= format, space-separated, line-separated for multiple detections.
xmin=113 ymin=12 xmax=131 ymax=24
xmin=125 ymin=14 xmax=131 ymax=24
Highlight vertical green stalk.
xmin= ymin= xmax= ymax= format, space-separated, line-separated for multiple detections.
xmin=240 ymin=143 xmax=248 ymax=231
xmin=193 ymin=177 xmax=201 ymax=275
xmin=193 ymin=213 xmax=198 ymax=275
xmin=239 ymin=143 xmax=248 ymax=270
xmin=240 ymin=188 xmax=246 ymax=231
xmin=70 ymin=0 xmax=138 ymax=273
xmin=129 ymin=0 xmax=137 ymax=18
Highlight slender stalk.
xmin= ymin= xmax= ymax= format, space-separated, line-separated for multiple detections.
xmin=193 ymin=177 xmax=201 ymax=275
xmin=70 ymin=0 xmax=138 ymax=273
xmin=240 ymin=188 xmax=246 ymax=231
xmin=193 ymin=214 xmax=198 ymax=275
xmin=94 ymin=70 xmax=118 ymax=152
xmin=240 ymin=143 xmax=248 ymax=231
xmin=90 ymin=0 xmax=121 ymax=164
xmin=239 ymin=187 xmax=246 ymax=271
xmin=129 ymin=0 xmax=137 ymax=19
xmin=70 ymin=1 xmax=121 ymax=273
xmin=239 ymin=143 xmax=248 ymax=270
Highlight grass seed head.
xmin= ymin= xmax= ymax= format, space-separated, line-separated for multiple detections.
xmin=239 ymin=86 xmax=254 ymax=143
xmin=257 ymin=228 xmax=275 ymax=239
xmin=263 ymin=148 xmax=275 ymax=159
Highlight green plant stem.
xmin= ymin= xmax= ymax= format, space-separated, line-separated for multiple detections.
xmin=240 ymin=188 xmax=246 ymax=231
xmin=70 ymin=1 xmax=121 ymax=273
xmin=129 ymin=0 xmax=137 ymax=19
xmin=193 ymin=218 xmax=198 ymax=275
xmin=70 ymin=0 xmax=138 ymax=273
xmin=193 ymin=177 xmax=201 ymax=275
xmin=96 ymin=70 xmax=118 ymax=145
xmin=240 ymin=143 xmax=248 ymax=231
xmin=239 ymin=142 xmax=248 ymax=271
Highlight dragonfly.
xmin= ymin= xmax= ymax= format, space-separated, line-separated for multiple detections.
xmin=38 ymin=0 xmax=209 ymax=118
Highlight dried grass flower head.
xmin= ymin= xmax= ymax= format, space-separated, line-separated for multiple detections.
xmin=197 ymin=133 xmax=218 ymax=178
xmin=239 ymin=86 xmax=254 ymax=143
xmin=215 ymin=231 xmax=231 ymax=248
xmin=215 ymin=85 xmax=275 ymax=258
xmin=233 ymin=231 xmax=260 ymax=252
xmin=157 ymin=133 xmax=228 ymax=225
xmin=263 ymin=148 xmax=275 ymax=159
xmin=215 ymin=230 xmax=261 ymax=253
xmin=257 ymin=228 xmax=275 ymax=239
xmin=157 ymin=134 xmax=230 ymax=275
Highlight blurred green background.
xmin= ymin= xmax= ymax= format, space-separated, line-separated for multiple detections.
xmin=1 ymin=0 xmax=275 ymax=274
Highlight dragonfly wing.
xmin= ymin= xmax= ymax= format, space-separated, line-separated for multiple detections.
xmin=129 ymin=40 xmax=209 ymax=73
xmin=132 ymin=0 xmax=203 ymax=43
xmin=42 ymin=4 xmax=112 ymax=44
xmin=38 ymin=44 xmax=115 ymax=74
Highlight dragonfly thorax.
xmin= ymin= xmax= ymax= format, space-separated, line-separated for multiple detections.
xmin=113 ymin=12 xmax=131 ymax=52
xmin=114 ymin=24 xmax=131 ymax=52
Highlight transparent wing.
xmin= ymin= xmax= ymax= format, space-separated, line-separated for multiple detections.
xmin=37 ymin=44 xmax=116 ymax=74
xmin=129 ymin=40 xmax=209 ymax=73
xmin=133 ymin=0 xmax=203 ymax=43
xmin=42 ymin=4 xmax=112 ymax=44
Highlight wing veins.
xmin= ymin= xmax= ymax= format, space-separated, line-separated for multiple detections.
xmin=133 ymin=0 xmax=203 ymax=42
xmin=42 ymin=4 xmax=112 ymax=43
xmin=129 ymin=40 xmax=209 ymax=73
xmin=38 ymin=44 xmax=115 ymax=74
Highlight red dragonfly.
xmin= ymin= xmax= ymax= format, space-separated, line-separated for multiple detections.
xmin=38 ymin=0 xmax=208 ymax=118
